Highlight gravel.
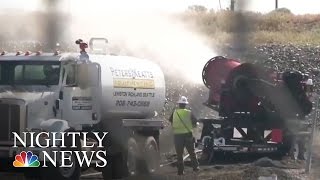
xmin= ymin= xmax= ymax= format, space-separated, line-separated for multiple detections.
xmin=219 ymin=44 xmax=320 ymax=92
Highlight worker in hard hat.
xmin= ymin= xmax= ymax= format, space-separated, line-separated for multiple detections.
xmin=169 ymin=96 xmax=200 ymax=175
xmin=305 ymin=75 xmax=313 ymax=98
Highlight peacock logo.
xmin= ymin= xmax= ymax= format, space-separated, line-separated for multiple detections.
xmin=13 ymin=151 xmax=40 ymax=167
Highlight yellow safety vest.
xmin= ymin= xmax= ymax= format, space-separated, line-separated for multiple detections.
xmin=172 ymin=109 xmax=193 ymax=134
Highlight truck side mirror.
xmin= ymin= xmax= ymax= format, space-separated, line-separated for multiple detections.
xmin=77 ymin=63 xmax=100 ymax=89
xmin=55 ymin=99 xmax=61 ymax=110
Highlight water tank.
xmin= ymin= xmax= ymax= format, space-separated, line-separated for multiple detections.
xmin=90 ymin=55 xmax=166 ymax=120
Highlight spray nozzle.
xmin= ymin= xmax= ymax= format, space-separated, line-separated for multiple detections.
xmin=75 ymin=39 xmax=88 ymax=53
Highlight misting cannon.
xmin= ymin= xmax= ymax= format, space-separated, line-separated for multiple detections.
xmin=199 ymin=56 xmax=313 ymax=162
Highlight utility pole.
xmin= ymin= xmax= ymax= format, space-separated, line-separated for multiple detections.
xmin=230 ymin=0 xmax=235 ymax=11
xmin=275 ymin=0 xmax=278 ymax=9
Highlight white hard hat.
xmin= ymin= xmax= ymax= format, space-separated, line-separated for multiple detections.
xmin=306 ymin=78 xmax=313 ymax=85
xmin=177 ymin=96 xmax=189 ymax=104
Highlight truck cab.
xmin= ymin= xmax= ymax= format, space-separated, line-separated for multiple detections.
xmin=0 ymin=51 xmax=101 ymax=160
xmin=0 ymin=38 xmax=165 ymax=180
xmin=0 ymin=53 xmax=100 ymax=133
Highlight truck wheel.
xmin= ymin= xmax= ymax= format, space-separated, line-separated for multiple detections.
xmin=103 ymin=137 xmax=139 ymax=179
xmin=41 ymin=153 xmax=80 ymax=180
xmin=127 ymin=137 xmax=139 ymax=176
xmin=24 ymin=169 xmax=41 ymax=180
xmin=199 ymin=136 xmax=213 ymax=164
xmin=57 ymin=153 xmax=80 ymax=180
xmin=143 ymin=136 xmax=159 ymax=174
xmin=101 ymin=151 xmax=112 ymax=180
xmin=40 ymin=134 xmax=81 ymax=180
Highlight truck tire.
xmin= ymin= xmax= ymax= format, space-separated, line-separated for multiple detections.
xmin=142 ymin=136 xmax=159 ymax=174
xmin=102 ymin=137 xmax=139 ymax=179
xmin=24 ymin=169 xmax=41 ymax=180
xmin=126 ymin=137 xmax=139 ymax=176
xmin=40 ymin=134 xmax=81 ymax=180
xmin=100 ymin=150 xmax=112 ymax=180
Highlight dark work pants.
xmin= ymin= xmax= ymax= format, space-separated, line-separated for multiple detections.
xmin=174 ymin=133 xmax=199 ymax=174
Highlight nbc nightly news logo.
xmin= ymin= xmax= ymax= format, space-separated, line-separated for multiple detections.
xmin=13 ymin=151 xmax=40 ymax=167
xmin=12 ymin=132 xmax=108 ymax=168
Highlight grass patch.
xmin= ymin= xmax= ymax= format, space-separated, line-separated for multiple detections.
xmin=177 ymin=10 xmax=320 ymax=45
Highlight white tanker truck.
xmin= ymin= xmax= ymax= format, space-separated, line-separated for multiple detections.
xmin=0 ymin=38 xmax=166 ymax=180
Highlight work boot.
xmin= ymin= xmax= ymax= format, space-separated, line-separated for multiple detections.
xmin=178 ymin=170 xmax=184 ymax=176
xmin=193 ymin=167 xmax=200 ymax=172
xmin=298 ymin=154 xmax=306 ymax=160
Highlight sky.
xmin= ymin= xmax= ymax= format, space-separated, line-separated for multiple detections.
xmin=0 ymin=0 xmax=319 ymax=15
xmin=0 ymin=0 xmax=318 ymax=84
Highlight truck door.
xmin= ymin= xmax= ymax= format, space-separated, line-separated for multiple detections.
xmin=61 ymin=62 xmax=101 ymax=129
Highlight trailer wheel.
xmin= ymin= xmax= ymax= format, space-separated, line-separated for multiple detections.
xmin=40 ymin=133 xmax=81 ymax=180
xmin=291 ymin=141 xmax=307 ymax=160
xmin=143 ymin=136 xmax=159 ymax=174
xmin=200 ymin=136 xmax=214 ymax=164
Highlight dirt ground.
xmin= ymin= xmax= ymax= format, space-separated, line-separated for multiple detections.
xmin=154 ymin=126 xmax=320 ymax=180
xmin=308 ymin=135 xmax=320 ymax=180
